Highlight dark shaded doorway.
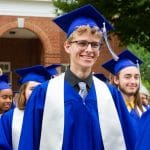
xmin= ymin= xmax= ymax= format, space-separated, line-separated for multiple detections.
xmin=0 ymin=28 xmax=43 ymax=91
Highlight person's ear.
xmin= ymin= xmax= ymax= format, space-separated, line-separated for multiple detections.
xmin=64 ymin=41 xmax=71 ymax=54
xmin=113 ymin=75 xmax=119 ymax=85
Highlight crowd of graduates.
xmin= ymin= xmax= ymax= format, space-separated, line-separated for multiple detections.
xmin=0 ymin=4 xmax=150 ymax=150
xmin=0 ymin=64 xmax=60 ymax=149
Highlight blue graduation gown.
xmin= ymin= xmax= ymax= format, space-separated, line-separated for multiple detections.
xmin=0 ymin=109 xmax=14 ymax=150
xmin=19 ymin=80 xmax=137 ymax=150
xmin=129 ymin=109 xmax=141 ymax=130
xmin=135 ymin=108 xmax=150 ymax=150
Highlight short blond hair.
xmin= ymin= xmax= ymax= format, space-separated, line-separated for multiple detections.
xmin=67 ymin=25 xmax=103 ymax=42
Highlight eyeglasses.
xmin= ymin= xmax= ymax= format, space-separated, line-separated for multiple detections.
xmin=70 ymin=40 xmax=101 ymax=50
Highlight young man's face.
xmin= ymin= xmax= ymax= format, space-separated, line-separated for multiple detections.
xmin=0 ymin=89 xmax=13 ymax=114
xmin=114 ymin=66 xmax=140 ymax=96
xmin=64 ymin=31 xmax=101 ymax=71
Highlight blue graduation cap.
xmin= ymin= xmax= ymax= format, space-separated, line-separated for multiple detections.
xmin=0 ymin=74 xmax=11 ymax=90
xmin=53 ymin=4 xmax=119 ymax=60
xmin=53 ymin=4 xmax=114 ymax=37
xmin=45 ymin=64 xmax=61 ymax=76
xmin=15 ymin=65 xmax=50 ymax=84
xmin=94 ymin=73 xmax=109 ymax=83
xmin=102 ymin=49 xmax=143 ymax=75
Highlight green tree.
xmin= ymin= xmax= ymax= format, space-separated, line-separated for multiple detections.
xmin=53 ymin=0 xmax=150 ymax=51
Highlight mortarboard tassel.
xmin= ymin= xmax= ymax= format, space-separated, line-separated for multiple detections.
xmin=102 ymin=22 xmax=119 ymax=61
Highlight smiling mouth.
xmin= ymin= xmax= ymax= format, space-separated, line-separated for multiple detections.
xmin=128 ymin=87 xmax=137 ymax=91
xmin=81 ymin=55 xmax=93 ymax=59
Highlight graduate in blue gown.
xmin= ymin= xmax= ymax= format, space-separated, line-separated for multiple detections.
xmin=102 ymin=49 xmax=145 ymax=131
xmin=0 ymin=74 xmax=13 ymax=117
xmin=19 ymin=5 xmax=137 ymax=150
xmin=0 ymin=65 xmax=50 ymax=150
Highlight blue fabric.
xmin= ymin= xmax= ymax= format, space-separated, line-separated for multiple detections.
xmin=144 ymin=105 xmax=150 ymax=110
xmin=135 ymin=109 xmax=150 ymax=150
xmin=53 ymin=4 xmax=114 ymax=37
xmin=18 ymin=80 xmax=137 ymax=150
xmin=0 ymin=81 xmax=11 ymax=90
xmin=129 ymin=109 xmax=141 ymax=136
xmin=67 ymin=17 xmax=98 ymax=37
xmin=0 ymin=74 xmax=11 ymax=90
xmin=45 ymin=64 xmax=60 ymax=76
xmin=0 ymin=109 xmax=14 ymax=150
xmin=102 ymin=49 xmax=143 ymax=75
xmin=107 ymin=85 xmax=138 ymax=150
xmin=94 ymin=73 xmax=109 ymax=83
xmin=130 ymin=109 xmax=140 ymax=120
xmin=114 ymin=59 xmax=137 ymax=74
xmin=15 ymin=65 xmax=50 ymax=84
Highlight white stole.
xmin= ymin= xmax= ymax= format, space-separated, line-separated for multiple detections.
xmin=40 ymin=73 xmax=126 ymax=150
xmin=93 ymin=77 xmax=126 ymax=150
xmin=12 ymin=108 xmax=24 ymax=150
xmin=40 ymin=73 xmax=65 ymax=150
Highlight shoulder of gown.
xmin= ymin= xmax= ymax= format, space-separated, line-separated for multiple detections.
xmin=19 ymin=80 xmax=49 ymax=150
xmin=135 ymin=108 xmax=150 ymax=150
xmin=0 ymin=108 xmax=14 ymax=150
xmin=106 ymin=83 xmax=138 ymax=150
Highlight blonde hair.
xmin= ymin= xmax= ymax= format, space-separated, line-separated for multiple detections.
xmin=0 ymin=68 xmax=3 ymax=75
xmin=67 ymin=25 xmax=103 ymax=42
xmin=17 ymin=83 xmax=28 ymax=110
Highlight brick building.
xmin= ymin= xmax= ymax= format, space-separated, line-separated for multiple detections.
xmin=0 ymin=0 xmax=123 ymax=90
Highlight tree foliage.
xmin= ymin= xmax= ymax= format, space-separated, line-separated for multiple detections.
xmin=53 ymin=0 xmax=150 ymax=51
